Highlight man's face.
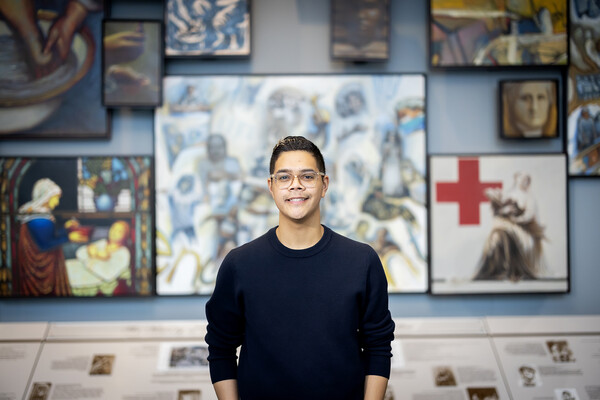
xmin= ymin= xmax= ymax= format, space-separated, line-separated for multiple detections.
xmin=514 ymin=83 xmax=550 ymax=130
xmin=268 ymin=150 xmax=328 ymax=225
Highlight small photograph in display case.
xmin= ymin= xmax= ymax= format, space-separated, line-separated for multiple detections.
xmin=102 ymin=20 xmax=163 ymax=108
xmin=28 ymin=383 xmax=51 ymax=400
xmin=499 ymin=79 xmax=558 ymax=139
xmin=330 ymin=0 xmax=390 ymax=61
xmin=517 ymin=364 xmax=540 ymax=387
xmin=429 ymin=153 xmax=569 ymax=295
xmin=165 ymin=0 xmax=251 ymax=57
xmin=429 ymin=0 xmax=568 ymax=68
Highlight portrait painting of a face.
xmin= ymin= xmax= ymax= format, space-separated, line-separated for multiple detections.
xmin=500 ymin=80 xmax=558 ymax=139
xmin=155 ymin=74 xmax=428 ymax=295
xmin=429 ymin=153 xmax=568 ymax=295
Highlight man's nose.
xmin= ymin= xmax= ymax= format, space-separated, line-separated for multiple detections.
xmin=289 ymin=175 xmax=305 ymax=189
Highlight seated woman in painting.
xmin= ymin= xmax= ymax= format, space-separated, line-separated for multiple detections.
xmin=17 ymin=178 xmax=80 ymax=296
xmin=473 ymin=172 xmax=546 ymax=282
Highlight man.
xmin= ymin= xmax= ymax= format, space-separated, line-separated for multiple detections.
xmin=205 ymin=136 xmax=395 ymax=399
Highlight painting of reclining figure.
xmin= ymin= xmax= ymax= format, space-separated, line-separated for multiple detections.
xmin=0 ymin=156 xmax=153 ymax=298
xmin=429 ymin=0 xmax=568 ymax=67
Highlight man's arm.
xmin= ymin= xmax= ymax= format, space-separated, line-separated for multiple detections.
xmin=213 ymin=379 xmax=238 ymax=400
xmin=364 ymin=375 xmax=388 ymax=400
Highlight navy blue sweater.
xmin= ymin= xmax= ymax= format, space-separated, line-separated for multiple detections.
xmin=205 ymin=226 xmax=395 ymax=400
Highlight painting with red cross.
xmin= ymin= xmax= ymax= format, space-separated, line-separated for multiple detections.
xmin=429 ymin=153 xmax=569 ymax=295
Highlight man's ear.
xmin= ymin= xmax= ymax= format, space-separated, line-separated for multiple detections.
xmin=268 ymin=178 xmax=275 ymax=198
xmin=321 ymin=175 xmax=329 ymax=198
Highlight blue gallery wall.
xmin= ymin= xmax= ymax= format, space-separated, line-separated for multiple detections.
xmin=1 ymin=0 xmax=599 ymax=322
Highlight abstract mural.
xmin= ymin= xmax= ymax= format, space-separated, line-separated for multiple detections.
xmin=155 ymin=74 xmax=427 ymax=294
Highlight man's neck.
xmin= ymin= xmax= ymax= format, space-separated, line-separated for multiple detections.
xmin=276 ymin=220 xmax=324 ymax=250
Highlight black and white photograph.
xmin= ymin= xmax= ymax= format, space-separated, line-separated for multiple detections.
xmin=89 ymin=354 xmax=115 ymax=375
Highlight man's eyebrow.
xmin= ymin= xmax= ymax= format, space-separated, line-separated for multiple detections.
xmin=274 ymin=168 xmax=318 ymax=173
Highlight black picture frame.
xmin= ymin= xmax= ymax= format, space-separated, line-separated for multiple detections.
xmin=428 ymin=0 xmax=569 ymax=69
xmin=330 ymin=0 xmax=390 ymax=62
xmin=164 ymin=0 xmax=251 ymax=58
xmin=499 ymin=79 xmax=559 ymax=140
xmin=102 ymin=19 xmax=164 ymax=108
xmin=0 ymin=156 xmax=155 ymax=298
xmin=428 ymin=153 xmax=569 ymax=295
xmin=0 ymin=1 xmax=110 ymax=140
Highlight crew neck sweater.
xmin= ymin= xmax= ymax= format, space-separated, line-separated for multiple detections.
xmin=205 ymin=225 xmax=395 ymax=400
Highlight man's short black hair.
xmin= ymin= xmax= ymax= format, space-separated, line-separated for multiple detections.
xmin=269 ymin=136 xmax=326 ymax=175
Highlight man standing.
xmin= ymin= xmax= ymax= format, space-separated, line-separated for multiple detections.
xmin=205 ymin=136 xmax=395 ymax=399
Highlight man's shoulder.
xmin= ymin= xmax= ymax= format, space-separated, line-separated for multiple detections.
xmin=327 ymin=227 xmax=377 ymax=257
xmin=226 ymin=229 xmax=273 ymax=259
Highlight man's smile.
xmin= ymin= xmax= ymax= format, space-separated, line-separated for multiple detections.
xmin=286 ymin=196 xmax=308 ymax=203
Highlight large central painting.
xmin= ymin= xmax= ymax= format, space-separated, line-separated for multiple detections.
xmin=155 ymin=74 xmax=427 ymax=295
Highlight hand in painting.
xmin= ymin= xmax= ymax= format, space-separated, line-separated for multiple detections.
xmin=43 ymin=0 xmax=89 ymax=61
xmin=0 ymin=0 xmax=58 ymax=78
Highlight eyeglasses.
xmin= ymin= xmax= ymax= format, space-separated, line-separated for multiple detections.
xmin=270 ymin=170 xmax=325 ymax=189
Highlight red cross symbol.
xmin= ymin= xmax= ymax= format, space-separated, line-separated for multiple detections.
xmin=436 ymin=158 xmax=502 ymax=225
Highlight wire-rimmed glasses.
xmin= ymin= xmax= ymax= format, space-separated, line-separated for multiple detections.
xmin=270 ymin=170 xmax=325 ymax=189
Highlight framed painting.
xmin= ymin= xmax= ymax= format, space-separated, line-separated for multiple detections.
xmin=0 ymin=1 xmax=109 ymax=139
xmin=566 ymin=0 xmax=600 ymax=177
xmin=499 ymin=79 xmax=559 ymax=139
xmin=0 ymin=156 xmax=154 ymax=298
xmin=155 ymin=74 xmax=427 ymax=295
xmin=102 ymin=20 xmax=163 ymax=108
xmin=429 ymin=0 xmax=568 ymax=68
xmin=165 ymin=0 xmax=251 ymax=58
xmin=330 ymin=0 xmax=390 ymax=62
xmin=429 ymin=153 xmax=569 ymax=295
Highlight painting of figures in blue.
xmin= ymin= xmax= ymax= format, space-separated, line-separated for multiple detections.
xmin=165 ymin=0 xmax=250 ymax=57
xmin=155 ymin=75 xmax=427 ymax=295
xmin=567 ymin=0 xmax=600 ymax=176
